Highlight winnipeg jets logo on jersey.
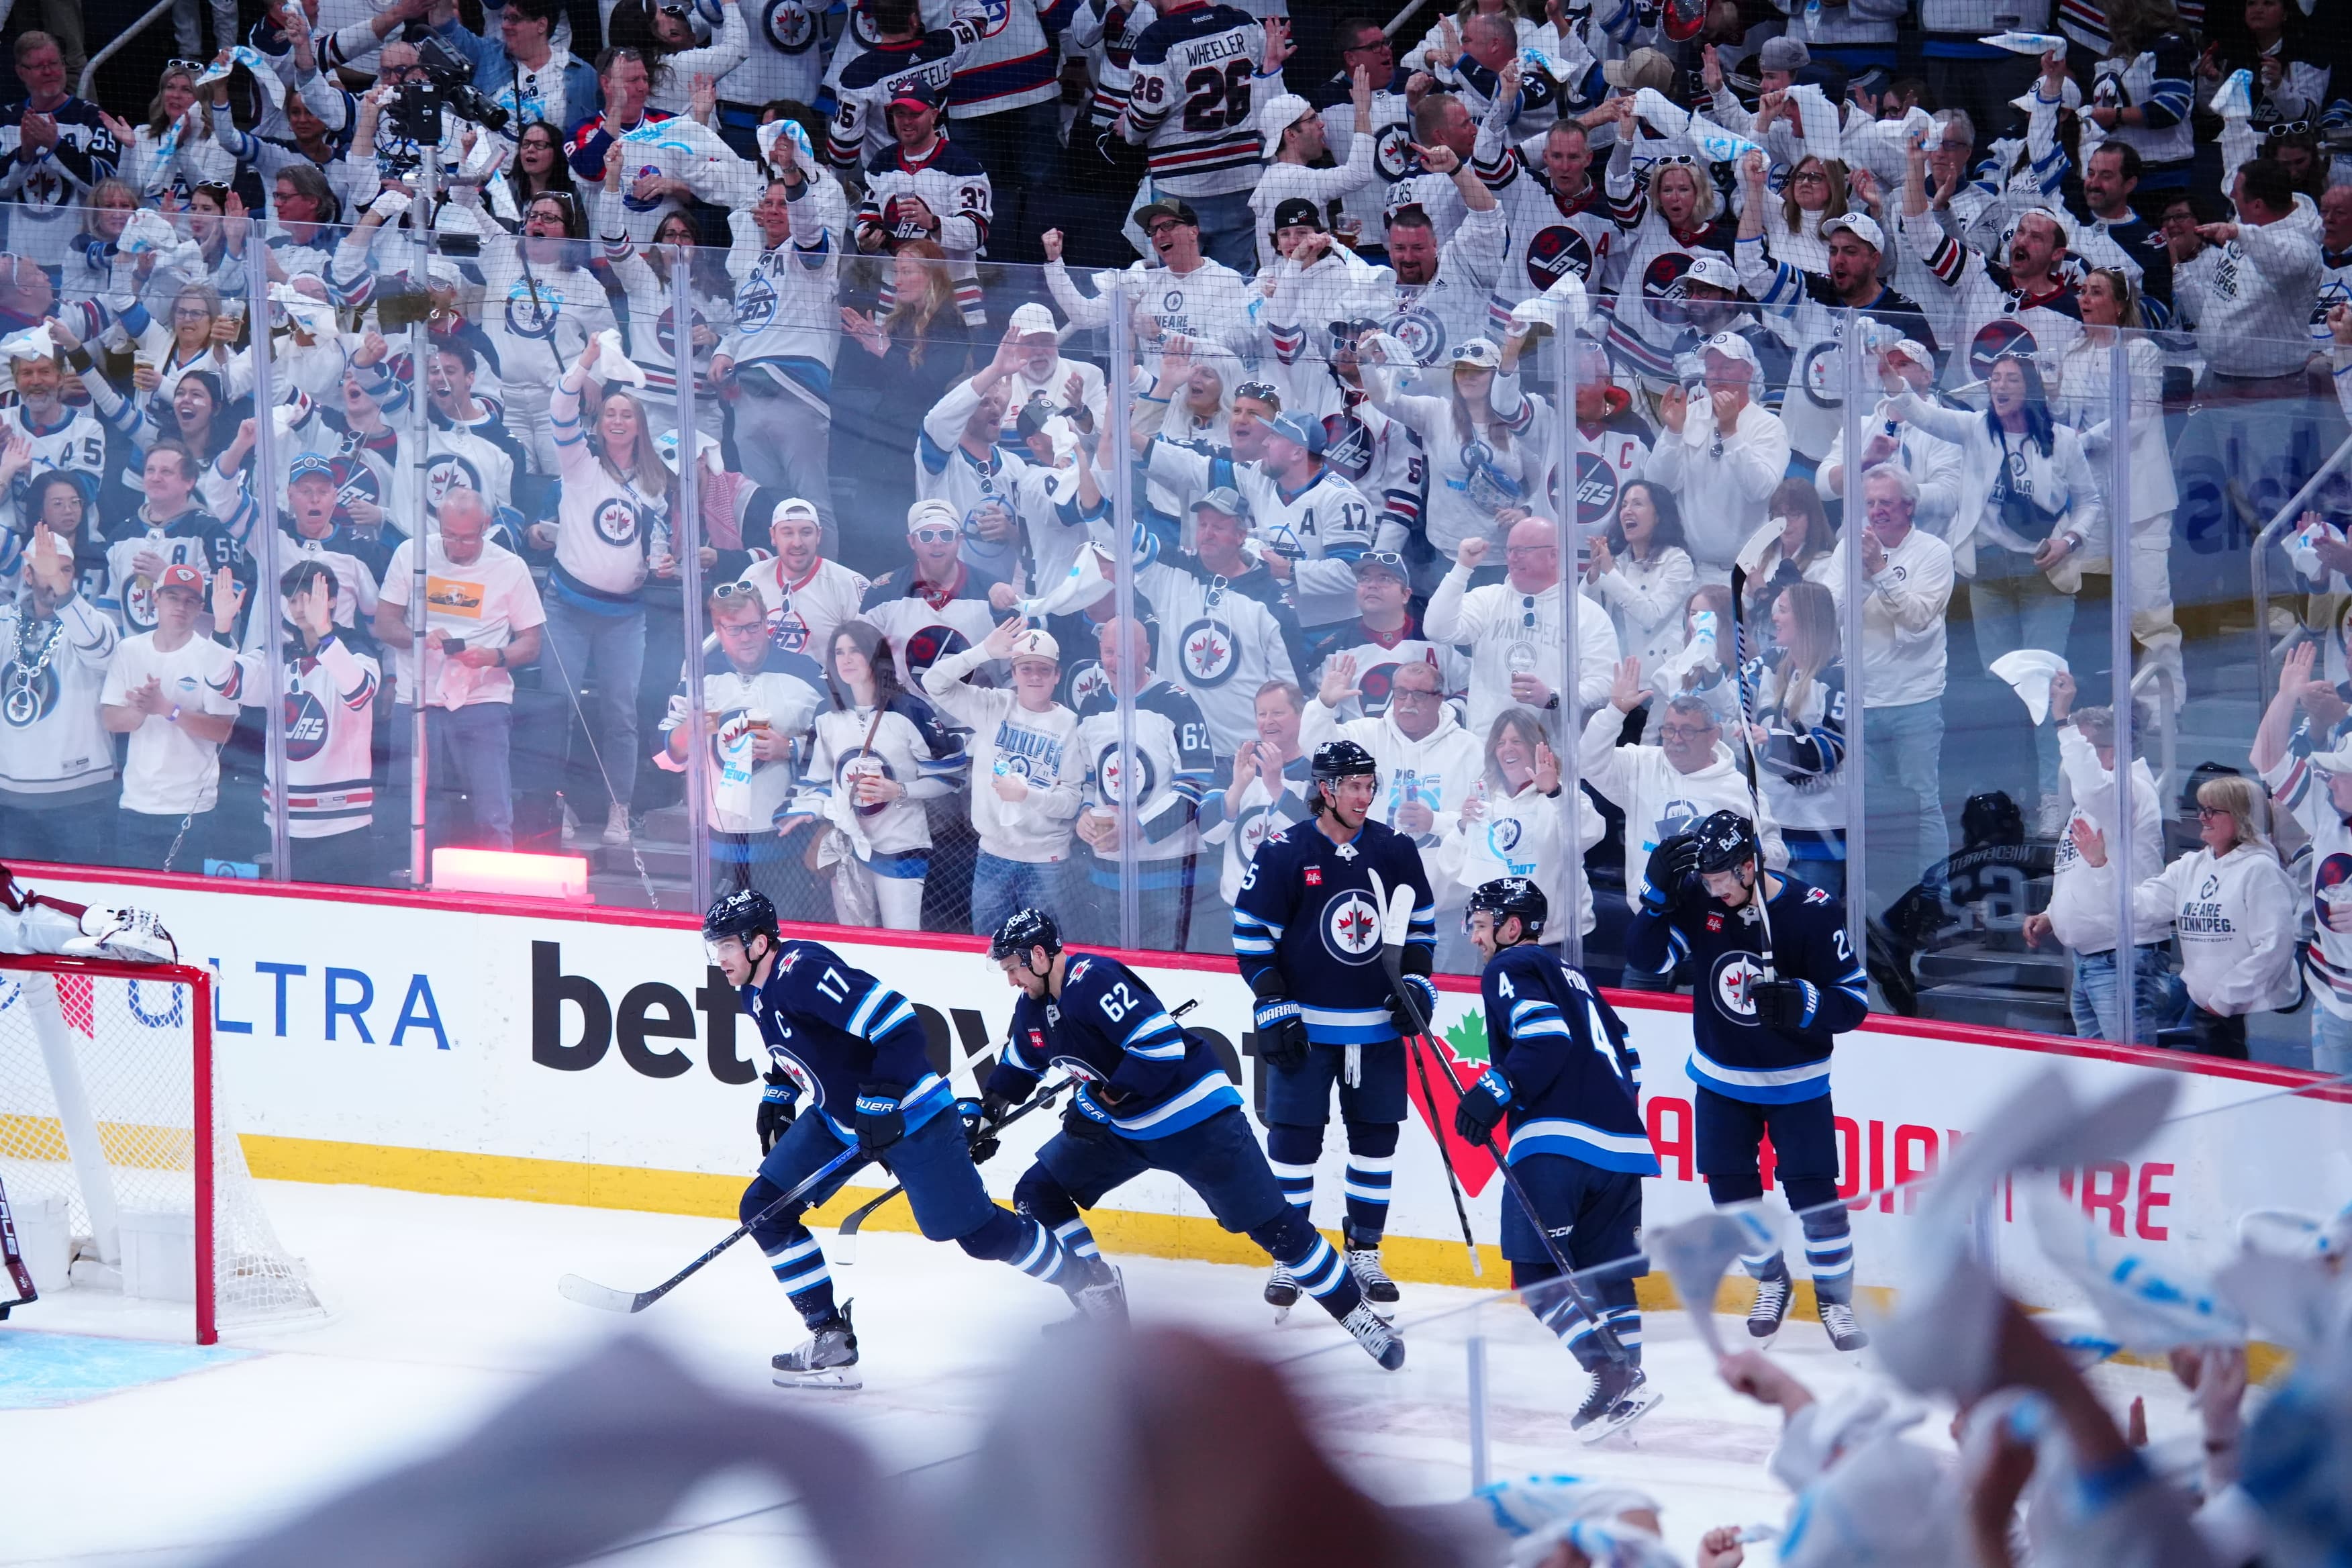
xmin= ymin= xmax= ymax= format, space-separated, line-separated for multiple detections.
xmin=1179 ymin=620 xmax=1236 ymax=686
xmin=1799 ymin=337 xmax=1851 ymax=409
xmin=1373 ymin=124 xmax=1413 ymax=182
xmin=1573 ymin=450 xmax=1619 ymax=528
xmin=763 ymin=0 xmax=818 ymax=49
xmin=425 ymin=453 xmax=485 ymax=511
xmin=1655 ymin=799 xmax=1705 ymax=842
xmin=765 ymin=1045 xmax=816 ymax=1096
xmin=1095 ymin=742 xmax=1157 ymax=805
xmin=837 ymin=753 xmax=900 ymax=816
xmin=1321 ymin=889 xmax=1383 ymax=965
xmin=593 ymin=498 xmax=642 ymax=547
xmin=2314 ymin=852 xmax=2352 ymax=932
xmin=1067 ymin=660 xmax=1112 ymax=710
xmin=899 ymin=622 xmax=971 ymax=677
xmin=1969 ymin=318 xmax=2040 ymax=382
xmin=1643 ymin=253 xmax=1698 ymax=328
xmin=503 ymin=281 xmax=565 ymax=339
xmin=1387 ymin=304 xmax=1447 ymax=365
xmin=736 ymin=271 xmax=779 ymax=334
xmin=283 ymin=691 xmax=330 ymax=761
xmin=1712 ymin=951 xmax=1763 ymax=1024
xmin=3 ymin=654 xmax=58 ymax=728
xmin=1527 ymin=226 xmax=1598 ymax=291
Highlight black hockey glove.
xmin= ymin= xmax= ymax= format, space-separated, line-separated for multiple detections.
xmin=1640 ymin=833 xmax=1702 ymax=916
xmin=854 ymin=1083 xmax=906 ymax=1155
xmin=757 ymin=1071 xmax=797 ymax=1155
xmin=966 ymin=1090 xmax=1018 ymax=1164
xmin=1454 ymin=1069 xmax=1511 ymax=1147
xmin=1061 ymin=1096 xmax=1115 ymax=1144
xmin=1752 ymin=978 xmax=1820 ymax=1032
xmin=1387 ymin=973 xmax=1438 ymax=1038
xmin=1253 ymin=997 xmax=1311 ymax=1072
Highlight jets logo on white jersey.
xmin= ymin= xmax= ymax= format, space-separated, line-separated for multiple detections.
xmin=503 ymin=281 xmax=567 ymax=339
xmin=1526 ymin=226 xmax=1599 ymax=291
xmin=1573 ymin=450 xmax=1620 ymax=527
xmin=1388 ymin=304 xmax=1447 ymax=364
xmin=3 ymin=659 xmax=58 ymax=727
xmin=593 ymin=498 xmax=641 ymax=546
xmin=426 ymin=453 xmax=486 ymax=511
xmin=736 ymin=272 xmax=779 ymax=334
xmin=1711 ymin=951 xmax=1763 ymax=1024
xmin=1094 ymin=741 xmax=1157 ymax=805
xmin=283 ymin=690 xmax=331 ymax=761
xmin=1321 ymin=889 xmax=1383 ymax=965
xmin=763 ymin=0 xmax=817 ymax=50
xmin=1373 ymin=124 xmax=1413 ymax=181
xmin=1178 ymin=618 xmax=1237 ymax=686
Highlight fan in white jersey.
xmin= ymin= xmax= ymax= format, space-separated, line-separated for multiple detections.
xmin=1308 ymin=552 xmax=1466 ymax=720
xmin=475 ymin=194 xmax=620 ymax=473
xmin=1247 ymin=72 xmax=1379 ymax=275
xmin=824 ymin=0 xmax=983 ymax=169
xmin=1361 ymin=333 xmax=1542 ymax=561
xmin=1380 ymin=136 xmax=1510 ymax=373
xmin=713 ymin=172 xmax=844 ymax=548
xmin=781 ymin=616 xmax=968 ymax=930
xmin=736 ymin=496 xmax=873 ymax=660
xmin=1040 ymin=200 xmax=1253 ymax=358
xmin=853 ymin=82 xmax=993 ymax=327
xmin=920 ymin=620 xmax=1086 ymax=934
xmin=201 ymin=442 xmax=383 ymax=633
xmin=5 ymin=330 xmax=127 ymax=554
xmin=224 ymin=561 xmax=383 ymax=885
xmin=0 ymin=524 xmax=118 ymax=852
xmin=99 ymin=563 xmax=240 ymax=872
xmin=1430 ymin=703 xmax=1606 ymax=958
xmin=858 ymin=498 xmax=1010 ymax=691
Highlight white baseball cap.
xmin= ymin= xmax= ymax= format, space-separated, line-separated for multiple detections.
xmin=908 ymin=497 xmax=961 ymax=531
xmin=771 ymin=495 xmax=822 ymax=528
xmin=1008 ymin=301 xmax=1059 ymax=338
xmin=1008 ymin=628 xmax=1061 ymax=665
xmin=1886 ymin=338 xmax=1935 ymax=374
xmin=1822 ymin=211 xmax=1885 ymax=251
xmin=1700 ymin=332 xmax=1761 ymax=372
xmin=1684 ymin=253 xmax=1740 ymax=292
xmin=1258 ymin=92 xmax=1313 ymax=145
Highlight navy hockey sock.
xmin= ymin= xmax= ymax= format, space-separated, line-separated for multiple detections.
xmin=1340 ymin=1120 xmax=1398 ymax=1240
xmin=960 ymin=1206 xmax=1085 ymax=1295
xmin=763 ymin=1230 xmax=838 ymax=1324
xmin=1265 ymin=1122 xmax=1323 ymax=1216
xmin=1014 ymin=1165 xmax=1104 ymax=1265
xmin=1249 ymin=1208 xmax=1364 ymax=1320
xmin=1513 ymin=1261 xmax=1640 ymax=1371
xmin=1786 ymin=1177 xmax=1854 ymax=1304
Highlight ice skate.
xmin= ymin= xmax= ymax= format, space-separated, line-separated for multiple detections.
xmin=1339 ymin=1300 xmax=1406 ymax=1370
xmin=1265 ymin=1262 xmax=1298 ymax=1322
xmin=1820 ymin=1299 xmax=1869 ymax=1353
xmin=1573 ymin=1361 xmax=1662 ymax=1442
xmin=1343 ymin=1220 xmax=1398 ymax=1317
xmin=1747 ymin=1265 xmax=1792 ymax=1344
xmin=772 ymin=1305 xmax=861 ymax=1390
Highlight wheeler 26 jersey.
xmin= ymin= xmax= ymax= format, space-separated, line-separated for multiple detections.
xmin=1233 ymin=817 xmax=1435 ymax=1045
xmin=736 ymin=941 xmax=946 ymax=1140
xmin=987 ymin=951 xmax=1243 ymax=1138
xmin=1117 ymin=1 xmax=1270 ymax=198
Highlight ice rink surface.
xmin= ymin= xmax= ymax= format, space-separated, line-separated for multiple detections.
xmin=0 ymin=1181 xmax=2204 ymax=1567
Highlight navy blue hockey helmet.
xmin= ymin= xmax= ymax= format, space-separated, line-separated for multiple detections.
xmin=703 ymin=887 xmax=779 ymax=944
xmin=1692 ymin=810 xmax=1761 ymax=877
xmin=1465 ymin=877 xmax=1548 ymax=940
xmin=989 ymin=906 xmax=1063 ymax=965
xmin=1308 ymin=738 xmax=1379 ymax=812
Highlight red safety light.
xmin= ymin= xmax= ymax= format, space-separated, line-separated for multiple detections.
xmin=431 ymin=848 xmax=593 ymax=902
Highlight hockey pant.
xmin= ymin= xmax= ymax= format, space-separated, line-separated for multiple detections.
xmin=1500 ymin=1153 xmax=1643 ymax=1370
xmin=1261 ymin=1040 xmax=1405 ymax=1243
xmin=1693 ymin=1085 xmax=1853 ymax=1304
xmin=740 ymin=1107 xmax=1083 ymax=1327
xmin=1012 ymin=1106 xmax=1367 ymax=1322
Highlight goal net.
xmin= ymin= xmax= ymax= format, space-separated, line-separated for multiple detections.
xmin=0 ymin=953 xmax=321 ymax=1342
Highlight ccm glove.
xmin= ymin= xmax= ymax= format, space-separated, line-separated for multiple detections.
xmin=1752 ymin=978 xmax=1819 ymax=1031
xmin=1388 ymin=973 xmax=1439 ymax=1037
xmin=1454 ymin=1070 xmax=1512 ymax=1146
xmin=1640 ymin=833 xmax=1702 ymax=916
xmin=1061 ymin=1095 xmax=1115 ymax=1144
xmin=757 ymin=1071 xmax=797 ymax=1155
xmin=1253 ymin=997 xmax=1311 ymax=1072
xmin=854 ymin=1083 xmax=906 ymax=1155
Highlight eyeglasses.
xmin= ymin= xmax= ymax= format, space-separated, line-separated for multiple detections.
xmin=2263 ymin=119 xmax=2312 ymax=138
xmin=1504 ymin=544 xmax=1557 ymax=558
xmin=911 ymin=526 xmax=959 ymax=544
xmin=1659 ymin=724 xmax=1716 ymax=740
xmin=2196 ymin=804 xmax=2233 ymax=820
xmin=171 ymin=305 xmax=212 ymax=321
xmin=379 ymin=62 xmax=427 ymax=81
xmin=1390 ymin=686 xmax=1440 ymax=703
xmin=1790 ymin=170 xmax=1829 ymax=185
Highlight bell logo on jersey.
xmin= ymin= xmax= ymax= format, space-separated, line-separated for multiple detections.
xmin=1322 ymin=889 xmax=1383 ymax=965
xmin=1711 ymin=952 xmax=1764 ymax=1025
xmin=1179 ymin=620 xmax=1237 ymax=687
xmin=593 ymin=498 xmax=642 ymax=548
xmin=282 ymin=690 xmax=331 ymax=762
xmin=1526 ymin=226 xmax=1597 ymax=291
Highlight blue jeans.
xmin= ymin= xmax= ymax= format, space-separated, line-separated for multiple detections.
xmin=390 ymin=700 xmax=517 ymax=852
xmin=2069 ymin=944 xmax=2185 ymax=1046
xmin=1181 ymin=189 xmax=1260 ymax=273
xmin=2310 ymin=1008 xmax=2352 ymax=1078
xmin=1861 ymin=697 xmax=1949 ymax=913
xmin=968 ymin=852 xmax=1074 ymax=938
xmin=540 ymin=594 xmax=646 ymax=814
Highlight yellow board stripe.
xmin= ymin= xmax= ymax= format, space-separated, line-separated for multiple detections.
xmin=1 ymin=1113 xmax=195 ymax=1169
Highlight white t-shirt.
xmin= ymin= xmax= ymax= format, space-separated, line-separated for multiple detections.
xmin=100 ymin=632 xmax=240 ymax=816
xmin=377 ymin=536 xmax=548 ymax=708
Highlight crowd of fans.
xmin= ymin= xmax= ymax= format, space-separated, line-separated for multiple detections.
xmin=1 ymin=0 xmax=2350 ymax=1065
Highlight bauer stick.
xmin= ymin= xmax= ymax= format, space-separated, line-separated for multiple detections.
xmin=558 ymin=1142 xmax=865 ymax=1314
xmin=1724 ymin=563 xmax=1778 ymax=979
xmin=1368 ymin=873 xmax=1482 ymax=1279
xmin=1374 ymin=884 xmax=1634 ymax=1366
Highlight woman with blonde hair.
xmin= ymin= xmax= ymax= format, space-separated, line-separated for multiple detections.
xmin=1435 ymin=705 xmax=1604 ymax=969
xmin=1747 ymin=581 xmax=1849 ymax=893
xmin=63 ymin=178 xmax=199 ymax=313
xmin=835 ymin=240 xmax=978 ymax=537
xmin=103 ymin=62 xmax=232 ymax=201
xmin=1361 ymin=333 xmax=1546 ymax=559
xmin=2104 ymin=773 xmax=2297 ymax=1061
xmin=1764 ymin=156 xmax=1850 ymax=275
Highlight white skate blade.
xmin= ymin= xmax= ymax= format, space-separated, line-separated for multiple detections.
xmin=1271 ymin=1303 xmax=1293 ymax=1325
xmin=1579 ymin=1385 xmax=1663 ymax=1444
xmin=772 ymin=1368 xmax=863 ymax=1391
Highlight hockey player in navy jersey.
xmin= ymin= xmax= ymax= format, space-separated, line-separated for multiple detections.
xmin=1232 ymin=738 xmax=1436 ymax=1316
xmin=983 ymin=908 xmax=1405 ymax=1368
xmin=1452 ymin=878 xmax=1662 ymax=1438
xmin=703 ymin=889 xmax=1099 ymax=1389
xmin=1623 ymin=810 xmax=1871 ymax=1351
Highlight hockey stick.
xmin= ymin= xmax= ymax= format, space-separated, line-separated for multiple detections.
xmin=1724 ymin=563 xmax=1779 ymax=981
xmin=0 ymin=1173 xmax=37 ymax=1318
xmin=1368 ymin=873 xmax=1482 ymax=1279
xmin=557 ymin=1142 xmax=865 ymax=1314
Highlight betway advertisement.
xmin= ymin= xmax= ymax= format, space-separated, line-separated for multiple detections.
xmin=30 ymin=871 xmax=2352 ymax=1306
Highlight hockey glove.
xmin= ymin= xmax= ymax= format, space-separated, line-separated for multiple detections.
xmin=967 ymin=1090 xmax=1018 ymax=1164
xmin=1387 ymin=973 xmax=1439 ymax=1038
xmin=1062 ymin=1093 xmax=1118 ymax=1144
xmin=757 ymin=1071 xmax=797 ymax=1155
xmin=1640 ymin=833 xmax=1702 ymax=916
xmin=1752 ymin=978 xmax=1820 ymax=1032
xmin=1252 ymin=997 xmax=1311 ymax=1073
xmin=854 ymin=1083 xmax=906 ymax=1155
xmin=1454 ymin=1070 xmax=1511 ymax=1146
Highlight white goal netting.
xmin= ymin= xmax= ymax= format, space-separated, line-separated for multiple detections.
xmin=0 ymin=957 xmax=321 ymax=1336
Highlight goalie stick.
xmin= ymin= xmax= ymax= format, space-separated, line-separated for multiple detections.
xmin=1723 ymin=562 xmax=1778 ymax=980
xmin=1373 ymin=884 xmax=1633 ymax=1367
xmin=1367 ymin=871 xmax=1482 ymax=1279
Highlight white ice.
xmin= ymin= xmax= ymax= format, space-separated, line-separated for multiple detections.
xmin=0 ymin=1181 xmax=2211 ymax=1567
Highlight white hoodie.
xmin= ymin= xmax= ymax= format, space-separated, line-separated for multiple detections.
xmin=2047 ymin=725 xmax=2169 ymax=955
xmin=1578 ymin=707 xmax=1788 ymax=908
xmin=2132 ymin=842 xmax=2299 ymax=1018
xmin=921 ymin=645 xmax=1084 ymax=866
xmin=1298 ymin=695 xmax=1486 ymax=852
xmin=1432 ymin=775 xmax=1606 ymax=939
